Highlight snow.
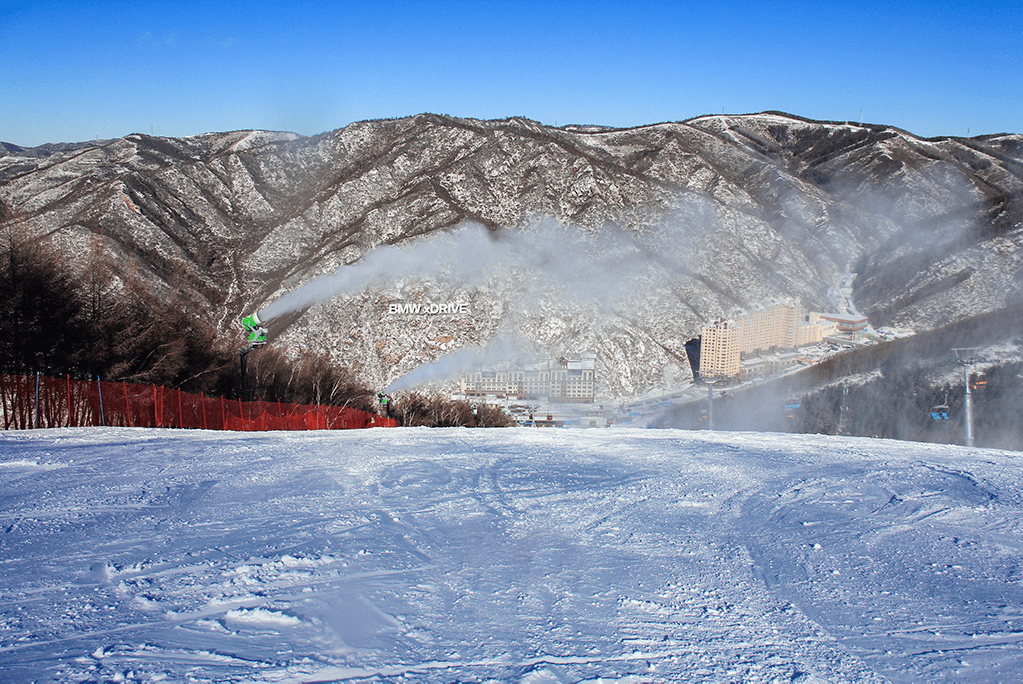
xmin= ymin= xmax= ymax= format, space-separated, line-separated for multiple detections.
xmin=2 ymin=426 xmax=1023 ymax=682
xmin=828 ymin=272 xmax=863 ymax=318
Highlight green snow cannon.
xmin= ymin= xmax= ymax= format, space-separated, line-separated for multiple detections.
xmin=242 ymin=312 xmax=268 ymax=347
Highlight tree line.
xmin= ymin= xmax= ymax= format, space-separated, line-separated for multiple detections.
xmin=796 ymin=359 xmax=1023 ymax=450
xmin=655 ymin=358 xmax=1023 ymax=451
xmin=0 ymin=227 xmax=511 ymax=427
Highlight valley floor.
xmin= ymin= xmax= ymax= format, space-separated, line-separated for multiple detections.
xmin=2 ymin=427 xmax=1022 ymax=682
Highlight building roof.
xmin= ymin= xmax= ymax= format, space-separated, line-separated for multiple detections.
xmin=819 ymin=313 xmax=869 ymax=324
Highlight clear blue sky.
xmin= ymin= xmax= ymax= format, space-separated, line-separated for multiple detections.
xmin=2 ymin=0 xmax=1020 ymax=146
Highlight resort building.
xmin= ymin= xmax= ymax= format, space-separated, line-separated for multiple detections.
xmin=819 ymin=313 xmax=869 ymax=336
xmin=737 ymin=302 xmax=800 ymax=354
xmin=461 ymin=353 xmax=597 ymax=404
xmin=700 ymin=320 xmax=740 ymax=379
xmin=699 ymin=302 xmax=864 ymax=380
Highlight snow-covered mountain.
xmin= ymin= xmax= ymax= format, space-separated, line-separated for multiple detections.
xmin=2 ymin=113 xmax=1021 ymax=396
xmin=3 ymin=426 xmax=1023 ymax=681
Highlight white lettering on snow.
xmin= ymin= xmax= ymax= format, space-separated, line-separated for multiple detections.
xmin=388 ymin=302 xmax=469 ymax=315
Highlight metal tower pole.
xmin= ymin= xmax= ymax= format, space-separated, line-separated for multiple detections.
xmin=963 ymin=363 xmax=974 ymax=447
xmin=239 ymin=347 xmax=251 ymax=403
xmin=953 ymin=347 xmax=981 ymax=448
xmin=707 ymin=381 xmax=714 ymax=431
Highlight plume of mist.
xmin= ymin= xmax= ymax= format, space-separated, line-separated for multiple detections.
xmin=256 ymin=218 xmax=694 ymax=323
xmin=253 ymin=215 xmax=714 ymax=394
xmin=258 ymin=224 xmax=492 ymax=321
xmin=383 ymin=333 xmax=534 ymax=394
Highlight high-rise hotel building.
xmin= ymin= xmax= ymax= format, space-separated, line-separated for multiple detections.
xmin=700 ymin=320 xmax=741 ymax=379
xmin=699 ymin=302 xmax=847 ymax=379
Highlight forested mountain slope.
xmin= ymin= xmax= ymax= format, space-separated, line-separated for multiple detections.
xmin=2 ymin=112 xmax=1021 ymax=396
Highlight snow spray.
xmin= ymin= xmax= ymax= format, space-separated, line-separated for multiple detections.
xmin=254 ymin=218 xmax=685 ymax=323
xmin=251 ymin=215 xmax=710 ymax=392
xmin=382 ymin=334 xmax=532 ymax=394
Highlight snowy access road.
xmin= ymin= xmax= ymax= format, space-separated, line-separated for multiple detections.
xmin=1 ymin=427 xmax=1022 ymax=682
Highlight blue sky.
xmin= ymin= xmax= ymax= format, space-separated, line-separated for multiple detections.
xmin=2 ymin=0 xmax=1020 ymax=146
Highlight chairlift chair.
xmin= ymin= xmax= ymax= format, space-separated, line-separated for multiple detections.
xmin=784 ymin=396 xmax=800 ymax=419
xmin=929 ymin=393 xmax=950 ymax=421
xmin=969 ymin=372 xmax=988 ymax=392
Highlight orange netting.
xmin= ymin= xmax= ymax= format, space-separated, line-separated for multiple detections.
xmin=0 ymin=374 xmax=396 ymax=431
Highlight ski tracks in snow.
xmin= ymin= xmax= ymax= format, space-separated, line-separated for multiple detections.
xmin=1 ymin=427 xmax=1021 ymax=681
xmin=739 ymin=455 xmax=1023 ymax=682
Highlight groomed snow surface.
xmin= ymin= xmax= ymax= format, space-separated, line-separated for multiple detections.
xmin=2 ymin=427 xmax=1022 ymax=683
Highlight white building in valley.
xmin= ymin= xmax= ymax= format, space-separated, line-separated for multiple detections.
xmin=461 ymin=353 xmax=597 ymax=404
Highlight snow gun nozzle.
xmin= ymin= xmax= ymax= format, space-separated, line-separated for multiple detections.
xmin=241 ymin=313 xmax=268 ymax=347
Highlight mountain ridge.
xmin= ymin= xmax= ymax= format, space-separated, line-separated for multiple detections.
xmin=2 ymin=112 xmax=1021 ymax=397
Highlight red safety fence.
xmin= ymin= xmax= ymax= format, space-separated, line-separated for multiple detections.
xmin=0 ymin=374 xmax=397 ymax=431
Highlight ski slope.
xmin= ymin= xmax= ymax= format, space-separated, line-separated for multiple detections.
xmin=1 ymin=427 xmax=1022 ymax=682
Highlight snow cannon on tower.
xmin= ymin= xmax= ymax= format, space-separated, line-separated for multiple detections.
xmin=241 ymin=312 xmax=268 ymax=349
xmin=238 ymin=312 xmax=268 ymax=401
